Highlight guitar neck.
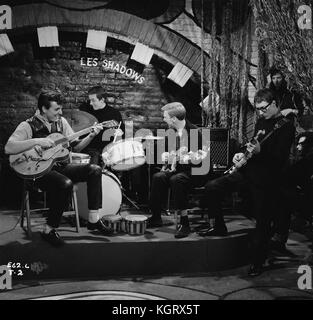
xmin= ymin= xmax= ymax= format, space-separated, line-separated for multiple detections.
xmin=54 ymin=127 xmax=94 ymax=145
xmin=53 ymin=120 xmax=116 ymax=145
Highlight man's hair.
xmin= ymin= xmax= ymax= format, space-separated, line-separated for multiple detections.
xmin=161 ymin=102 xmax=186 ymax=120
xmin=37 ymin=90 xmax=62 ymax=112
xmin=254 ymin=88 xmax=275 ymax=105
xmin=88 ymin=86 xmax=107 ymax=101
xmin=269 ymin=67 xmax=284 ymax=79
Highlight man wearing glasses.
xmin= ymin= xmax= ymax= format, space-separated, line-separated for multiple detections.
xmin=200 ymin=88 xmax=295 ymax=276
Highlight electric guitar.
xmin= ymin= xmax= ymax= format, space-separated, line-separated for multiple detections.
xmin=9 ymin=119 xmax=118 ymax=179
xmin=224 ymin=116 xmax=291 ymax=175
xmin=161 ymin=147 xmax=208 ymax=173
xmin=224 ymin=130 xmax=265 ymax=175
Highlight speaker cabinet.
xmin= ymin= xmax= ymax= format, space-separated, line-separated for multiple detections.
xmin=209 ymin=128 xmax=230 ymax=171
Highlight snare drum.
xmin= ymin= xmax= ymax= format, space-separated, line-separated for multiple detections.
xmin=71 ymin=153 xmax=91 ymax=164
xmin=103 ymin=139 xmax=145 ymax=171
xmin=101 ymin=215 xmax=122 ymax=234
xmin=124 ymin=215 xmax=147 ymax=235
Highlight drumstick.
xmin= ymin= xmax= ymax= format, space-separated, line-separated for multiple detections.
xmin=113 ymin=121 xmax=121 ymax=143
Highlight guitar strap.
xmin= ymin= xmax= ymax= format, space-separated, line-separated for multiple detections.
xmin=258 ymin=116 xmax=290 ymax=146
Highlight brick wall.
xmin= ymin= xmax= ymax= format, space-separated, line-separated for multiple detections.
xmin=0 ymin=41 xmax=162 ymax=154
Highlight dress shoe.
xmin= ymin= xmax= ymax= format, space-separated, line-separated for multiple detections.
xmin=248 ymin=264 xmax=264 ymax=277
xmin=174 ymin=224 xmax=191 ymax=239
xmin=87 ymin=220 xmax=114 ymax=235
xmin=41 ymin=229 xmax=65 ymax=247
xmin=198 ymin=225 xmax=228 ymax=237
xmin=146 ymin=216 xmax=163 ymax=228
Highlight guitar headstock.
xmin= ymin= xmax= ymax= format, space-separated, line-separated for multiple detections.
xmin=255 ymin=130 xmax=266 ymax=141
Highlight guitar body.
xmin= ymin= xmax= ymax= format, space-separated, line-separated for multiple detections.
xmin=9 ymin=133 xmax=70 ymax=180
xmin=9 ymin=119 xmax=118 ymax=179
xmin=224 ymin=130 xmax=266 ymax=175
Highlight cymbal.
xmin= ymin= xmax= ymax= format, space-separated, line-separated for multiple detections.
xmin=134 ymin=135 xmax=165 ymax=141
xmin=62 ymin=110 xmax=98 ymax=132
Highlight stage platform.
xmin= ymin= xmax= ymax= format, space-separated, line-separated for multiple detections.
xmin=0 ymin=207 xmax=255 ymax=281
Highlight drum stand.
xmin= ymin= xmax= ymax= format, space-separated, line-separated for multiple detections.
xmin=121 ymin=187 xmax=140 ymax=210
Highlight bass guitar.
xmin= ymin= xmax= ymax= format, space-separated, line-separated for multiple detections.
xmin=9 ymin=119 xmax=118 ymax=179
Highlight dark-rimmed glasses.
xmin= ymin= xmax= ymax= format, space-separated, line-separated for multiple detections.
xmin=256 ymin=101 xmax=272 ymax=112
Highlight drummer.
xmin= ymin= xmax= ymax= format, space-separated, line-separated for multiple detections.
xmin=78 ymin=86 xmax=124 ymax=165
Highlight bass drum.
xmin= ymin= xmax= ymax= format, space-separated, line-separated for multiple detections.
xmin=98 ymin=170 xmax=122 ymax=218
xmin=76 ymin=169 xmax=122 ymax=221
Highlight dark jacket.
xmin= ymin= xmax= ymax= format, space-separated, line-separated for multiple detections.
xmin=269 ymin=80 xmax=304 ymax=116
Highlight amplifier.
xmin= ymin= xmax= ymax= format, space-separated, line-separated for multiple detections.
xmin=209 ymin=128 xmax=230 ymax=171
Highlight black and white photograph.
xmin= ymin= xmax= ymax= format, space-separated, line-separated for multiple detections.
xmin=0 ymin=0 xmax=313 ymax=304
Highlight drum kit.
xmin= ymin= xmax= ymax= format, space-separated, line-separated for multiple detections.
xmin=66 ymin=110 xmax=163 ymax=236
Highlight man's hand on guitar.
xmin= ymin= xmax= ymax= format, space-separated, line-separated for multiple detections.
xmin=188 ymin=149 xmax=208 ymax=162
xmin=233 ymin=153 xmax=245 ymax=168
xmin=35 ymin=138 xmax=55 ymax=149
xmin=246 ymin=140 xmax=261 ymax=155
xmin=89 ymin=122 xmax=103 ymax=139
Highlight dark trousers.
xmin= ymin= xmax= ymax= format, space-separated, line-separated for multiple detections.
xmin=275 ymin=157 xmax=313 ymax=241
xmin=150 ymin=171 xmax=192 ymax=217
xmin=35 ymin=163 xmax=102 ymax=228
xmin=204 ymin=171 xmax=276 ymax=265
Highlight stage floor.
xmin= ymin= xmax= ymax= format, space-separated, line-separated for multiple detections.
xmin=0 ymin=207 xmax=255 ymax=280
xmin=0 ymin=207 xmax=312 ymax=300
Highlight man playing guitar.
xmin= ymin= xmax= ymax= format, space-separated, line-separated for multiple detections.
xmin=201 ymin=88 xmax=296 ymax=276
xmin=147 ymin=102 xmax=207 ymax=239
xmin=5 ymin=90 xmax=113 ymax=247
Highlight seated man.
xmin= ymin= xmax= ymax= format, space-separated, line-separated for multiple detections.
xmin=5 ymin=90 xmax=113 ymax=247
xmin=147 ymin=102 xmax=206 ymax=239
xmin=202 ymin=89 xmax=295 ymax=276
xmin=79 ymin=85 xmax=124 ymax=165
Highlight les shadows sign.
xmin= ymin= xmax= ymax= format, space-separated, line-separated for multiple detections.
xmin=0 ymin=5 xmax=12 ymax=30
